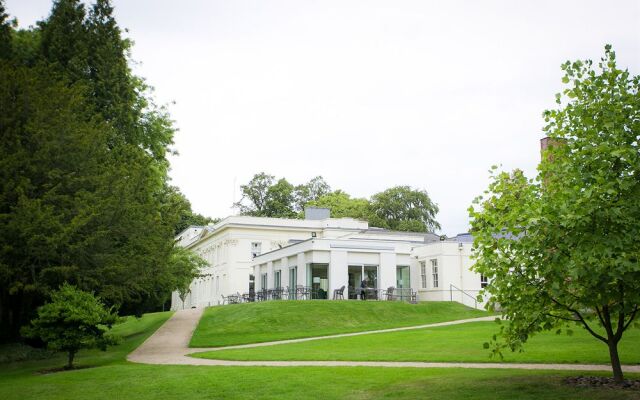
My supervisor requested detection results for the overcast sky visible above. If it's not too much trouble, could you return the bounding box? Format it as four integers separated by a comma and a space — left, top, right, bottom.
7, 0, 640, 235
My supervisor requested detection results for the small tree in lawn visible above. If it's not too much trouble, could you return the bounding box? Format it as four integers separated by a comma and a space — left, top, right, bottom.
469, 46, 639, 383
169, 246, 207, 309
22, 283, 120, 369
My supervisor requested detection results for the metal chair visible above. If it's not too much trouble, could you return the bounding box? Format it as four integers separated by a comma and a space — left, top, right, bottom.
332, 285, 345, 300
384, 286, 395, 301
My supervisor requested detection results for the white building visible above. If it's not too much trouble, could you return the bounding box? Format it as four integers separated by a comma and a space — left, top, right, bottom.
170, 208, 486, 310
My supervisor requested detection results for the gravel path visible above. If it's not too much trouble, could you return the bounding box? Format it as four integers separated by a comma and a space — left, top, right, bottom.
127, 308, 640, 372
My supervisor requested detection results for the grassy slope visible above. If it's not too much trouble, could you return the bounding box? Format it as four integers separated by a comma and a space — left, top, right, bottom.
194, 321, 640, 365
189, 300, 490, 347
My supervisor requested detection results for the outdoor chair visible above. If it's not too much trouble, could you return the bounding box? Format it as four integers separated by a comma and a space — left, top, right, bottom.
296, 285, 310, 300
332, 285, 345, 300
410, 290, 418, 304
383, 286, 395, 301
272, 287, 284, 300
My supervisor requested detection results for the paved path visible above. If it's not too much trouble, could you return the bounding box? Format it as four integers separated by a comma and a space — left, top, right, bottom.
127, 308, 640, 372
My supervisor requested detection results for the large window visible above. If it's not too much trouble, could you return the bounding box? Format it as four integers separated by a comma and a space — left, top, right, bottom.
308, 263, 329, 299
348, 265, 378, 299
420, 261, 427, 289
289, 266, 297, 288
430, 259, 439, 288
261, 273, 267, 290
251, 242, 262, 258
275, 270, 282, 288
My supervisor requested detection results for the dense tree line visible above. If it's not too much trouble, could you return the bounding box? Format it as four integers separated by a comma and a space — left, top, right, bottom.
0, 0, 204, 340
234, 173, 441, 232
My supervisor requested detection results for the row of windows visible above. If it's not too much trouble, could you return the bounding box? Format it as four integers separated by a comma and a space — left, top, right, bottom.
419, 259, 439, 289
420, 259, 488, 289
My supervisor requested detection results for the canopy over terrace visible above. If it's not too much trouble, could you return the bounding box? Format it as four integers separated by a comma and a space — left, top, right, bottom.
251, 237, 418, 300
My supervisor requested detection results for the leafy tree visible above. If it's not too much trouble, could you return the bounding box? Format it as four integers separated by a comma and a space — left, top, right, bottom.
166, 247, 207, 310
233, 172, 275, 216
0, 0, 13, 59
38, 0, 88, 81
21, 283, 120, 369
306, 190, 372, 221
294, 176, 331, 213
167, 185, 216, 235
0, 1, 203, 339
370, 186, 440, 232
469, 46, 639, 382
264, 178, 297, 218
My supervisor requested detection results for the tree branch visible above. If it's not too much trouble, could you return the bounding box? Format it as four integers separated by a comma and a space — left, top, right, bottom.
549, 297, 607, 343
622, 305, 639, 333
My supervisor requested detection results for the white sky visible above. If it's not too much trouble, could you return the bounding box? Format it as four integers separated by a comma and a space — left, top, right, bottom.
7, 0, 640, 235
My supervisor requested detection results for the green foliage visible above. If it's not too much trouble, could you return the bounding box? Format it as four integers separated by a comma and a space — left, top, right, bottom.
469, 46, 640, 381
370, 186, 440, 232
168, 185, 216, 235
0, 0, 205, 340
169, 247, 208, 306
234, 173, 331, 218
235, 174, 441, 232
293, 176, 331, 212
21, 283, 120, 369
307, 190, 371, 220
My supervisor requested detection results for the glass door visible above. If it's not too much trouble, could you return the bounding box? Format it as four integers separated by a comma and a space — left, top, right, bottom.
396, 265, 410, 301
308, 264, 329, 300
307, 263, 329, 299
348, 265, 362, 299
348, 265, 378, 299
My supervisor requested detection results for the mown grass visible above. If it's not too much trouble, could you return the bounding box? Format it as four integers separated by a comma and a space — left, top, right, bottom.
2, 363, 639, 400
0, 311, 173, 378
189, 300, 490, 347
193, 320, 640, 365
1, 308, 638, 399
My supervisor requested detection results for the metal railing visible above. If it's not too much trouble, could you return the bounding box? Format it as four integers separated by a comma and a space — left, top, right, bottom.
449, 284, 478, 309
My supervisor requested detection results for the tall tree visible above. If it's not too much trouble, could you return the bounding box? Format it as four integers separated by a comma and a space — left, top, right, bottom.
293, 176, 331, 213
86, 0, 136, 135
263, 178, 297, 218
0, 0, 13, 59
370, 186, 440, 232
38, 0, 88, 81
306, 190, 371, 221
233, 172, 275, 216
169, 185, 216, 235
0, 1, 202, 338
469, 46, 640, 382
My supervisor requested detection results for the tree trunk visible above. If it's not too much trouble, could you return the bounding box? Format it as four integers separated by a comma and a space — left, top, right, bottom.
607, 339, 624, 383
66, 350, 76, 370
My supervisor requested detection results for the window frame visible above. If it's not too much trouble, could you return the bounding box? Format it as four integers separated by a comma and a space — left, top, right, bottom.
430, 258, 439, 288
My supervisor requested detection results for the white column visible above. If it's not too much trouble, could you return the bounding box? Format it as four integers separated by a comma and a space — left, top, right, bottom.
281, 257, 289, 288
329, 250, 348, 298
296, 253, 306, 286
379, 252, 396, 292
267, 261, 274, 289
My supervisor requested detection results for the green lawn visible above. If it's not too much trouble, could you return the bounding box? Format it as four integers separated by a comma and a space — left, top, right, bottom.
193, 321, 640, 365
2, 363, 639, 400
189, 300, 490, 347
0, 311, 173, 378
1, 308, 639, 399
